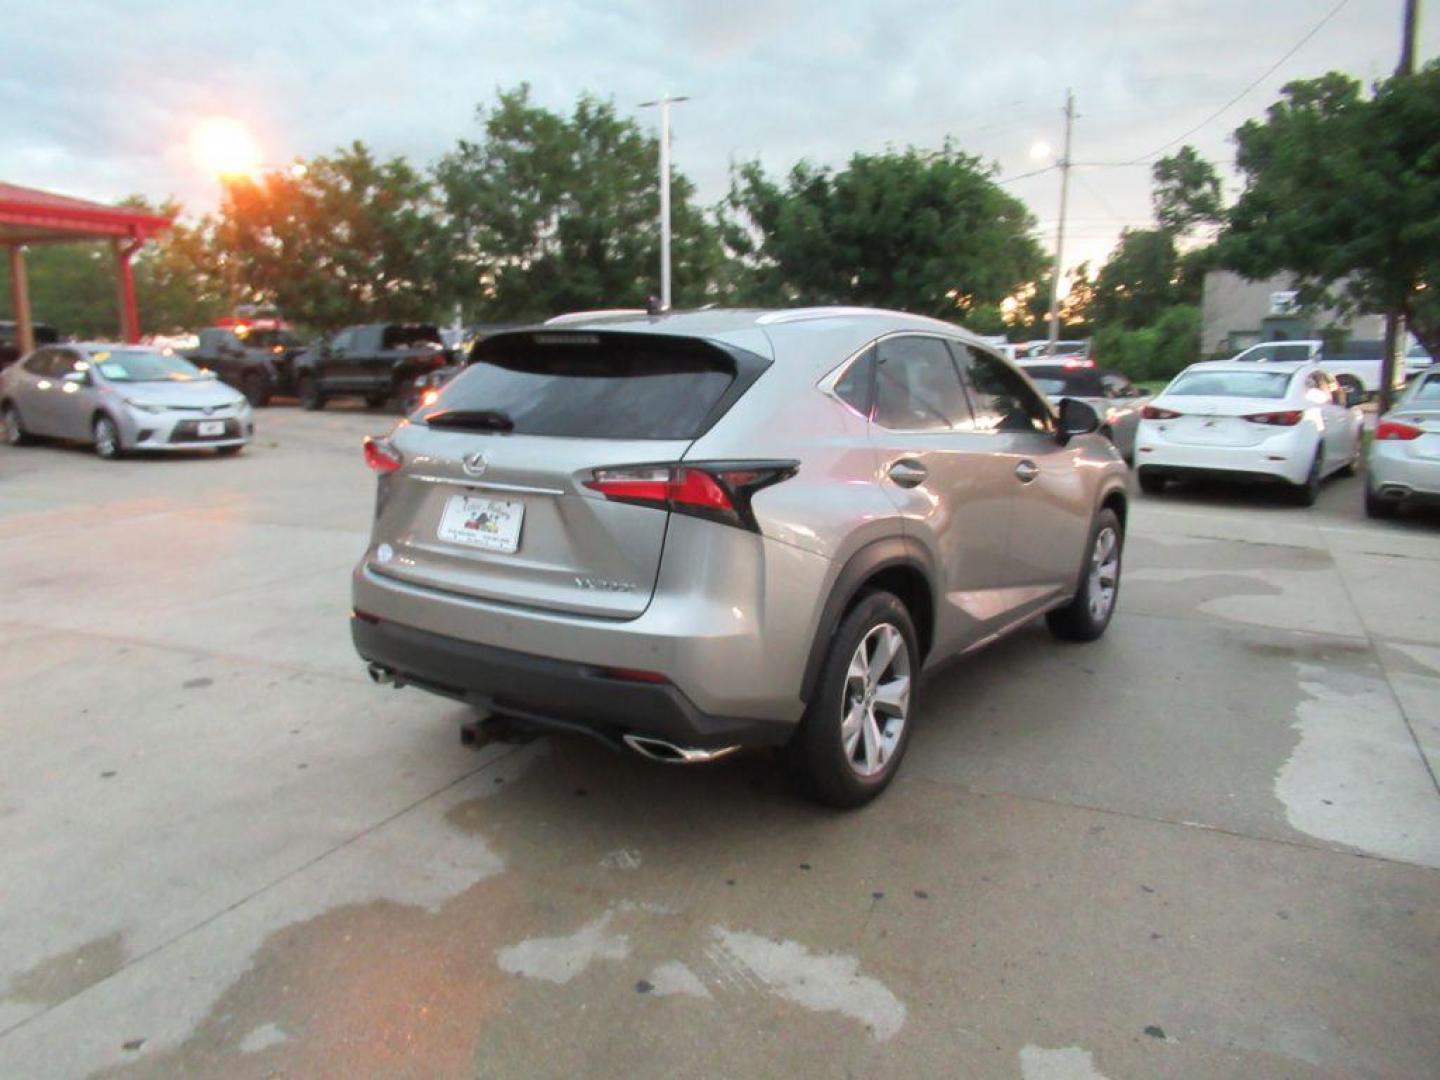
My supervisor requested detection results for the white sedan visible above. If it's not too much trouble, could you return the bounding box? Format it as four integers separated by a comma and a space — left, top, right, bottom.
1135, 361, 1364, 506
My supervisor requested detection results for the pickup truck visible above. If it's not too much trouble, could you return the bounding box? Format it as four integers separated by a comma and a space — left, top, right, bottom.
186, 324, 308, 406
1229, 340, 1434, 396
294, 323, 451, 411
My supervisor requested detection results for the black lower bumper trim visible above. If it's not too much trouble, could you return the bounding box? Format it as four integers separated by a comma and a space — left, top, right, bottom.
1139, 465, 1293, 486
351, 616, 793, 751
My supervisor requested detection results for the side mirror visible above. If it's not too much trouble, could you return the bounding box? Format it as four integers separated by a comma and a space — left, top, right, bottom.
1056, 397, 1101, 444
1344, 386, 1366, 408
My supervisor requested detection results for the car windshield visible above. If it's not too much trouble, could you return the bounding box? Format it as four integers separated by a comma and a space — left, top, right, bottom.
1406, 376, 1440, 402
91, 349, 209, 382
1166, 369, 1293, 398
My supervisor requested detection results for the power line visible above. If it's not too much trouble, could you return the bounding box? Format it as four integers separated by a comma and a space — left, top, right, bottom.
997, 164, 1055, 185
1125, 0, 1352, 163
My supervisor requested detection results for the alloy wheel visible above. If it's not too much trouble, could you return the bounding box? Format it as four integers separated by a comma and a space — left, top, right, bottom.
1088, 525, 1120, 622
94, 417, 118, 458
840, 623, 911, 778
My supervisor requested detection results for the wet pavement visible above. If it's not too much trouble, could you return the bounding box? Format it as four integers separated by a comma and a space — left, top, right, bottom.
1, 406, 1437, 1079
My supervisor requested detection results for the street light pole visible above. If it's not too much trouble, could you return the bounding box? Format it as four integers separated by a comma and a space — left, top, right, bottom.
640, 94, 689, 311
1047, 89, 1075, 351
1380, 0, 1419, 414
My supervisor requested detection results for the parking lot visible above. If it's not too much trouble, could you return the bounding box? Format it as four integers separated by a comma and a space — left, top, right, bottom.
1, 405, 1438, 1079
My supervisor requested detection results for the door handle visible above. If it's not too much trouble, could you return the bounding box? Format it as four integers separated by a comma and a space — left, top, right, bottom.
887, 460, 928, 488
1014, 459, 1040, 483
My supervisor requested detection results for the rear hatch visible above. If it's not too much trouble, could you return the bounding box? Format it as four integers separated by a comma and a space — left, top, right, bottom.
1155, 396, 1301, 447
373, 329, 767, 619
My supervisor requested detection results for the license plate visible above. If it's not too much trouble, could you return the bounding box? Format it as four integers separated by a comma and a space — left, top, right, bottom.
437, 494, 524, 553
197, 420, 225, 437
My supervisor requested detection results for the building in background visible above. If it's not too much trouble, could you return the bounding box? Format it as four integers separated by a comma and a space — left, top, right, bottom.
1201, 270, 1385, 359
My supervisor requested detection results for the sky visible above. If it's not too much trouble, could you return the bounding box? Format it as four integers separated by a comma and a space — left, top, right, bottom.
2, 0, 1434, 277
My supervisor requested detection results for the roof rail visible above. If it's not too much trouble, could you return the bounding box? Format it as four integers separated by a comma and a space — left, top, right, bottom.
544, 309, 649, 326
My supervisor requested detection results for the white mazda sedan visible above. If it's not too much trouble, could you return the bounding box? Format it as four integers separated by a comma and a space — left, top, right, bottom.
1135, 360, 1364, 505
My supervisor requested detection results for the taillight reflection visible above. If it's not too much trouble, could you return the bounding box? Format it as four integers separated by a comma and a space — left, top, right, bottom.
363, 435, 402, 473
1242, 410, 1304, 426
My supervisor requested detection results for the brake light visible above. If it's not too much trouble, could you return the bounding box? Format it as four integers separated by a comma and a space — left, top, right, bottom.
419, 387, 440, 408
584, 461, 798, 531
1142, 405, 1182, 420
1243, 410, 1304, 426
1376, 418, 1423, 441
599, 666, 670, 684
362, 435, 402, 473
1061, 357, 1095, 368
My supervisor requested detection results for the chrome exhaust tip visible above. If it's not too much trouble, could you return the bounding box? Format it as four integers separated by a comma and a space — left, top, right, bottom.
622, 734, 741, 764
366, 662, 402, 687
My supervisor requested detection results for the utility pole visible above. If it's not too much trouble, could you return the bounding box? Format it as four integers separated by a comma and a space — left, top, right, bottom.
1380, 0, 1419, 413
1046, 89, 1075, 351
639, 94, 689, 312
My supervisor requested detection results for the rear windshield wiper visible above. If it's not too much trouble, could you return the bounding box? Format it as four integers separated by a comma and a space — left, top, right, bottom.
423, 408, 515, 432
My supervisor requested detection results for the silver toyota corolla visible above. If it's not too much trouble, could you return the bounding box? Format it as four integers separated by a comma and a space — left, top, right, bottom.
0, 343, 253, 458
351, 308, 1129, 806
1366, 368, 1440, 518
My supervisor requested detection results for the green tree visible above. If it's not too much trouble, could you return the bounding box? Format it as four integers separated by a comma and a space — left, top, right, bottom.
1089, 228, 1190, 330
1221, 65, 1440, 358
216, 142, 450, 330
118, 197, 227, 334
435, 85, 724, 320
0, 242, 117, 337
1152, 146, 1224, 238
722, 144, 1046, 321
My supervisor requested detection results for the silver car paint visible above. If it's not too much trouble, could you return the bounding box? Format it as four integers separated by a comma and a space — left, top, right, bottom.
1, 343, 251, 451
353, 308, 1128, 726
1368, 371, 1440, 501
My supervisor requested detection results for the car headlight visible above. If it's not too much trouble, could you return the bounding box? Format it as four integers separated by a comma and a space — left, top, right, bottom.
124, 398, 165, 414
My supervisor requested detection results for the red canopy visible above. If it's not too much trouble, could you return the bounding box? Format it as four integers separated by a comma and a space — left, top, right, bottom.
1, 182, 172, 351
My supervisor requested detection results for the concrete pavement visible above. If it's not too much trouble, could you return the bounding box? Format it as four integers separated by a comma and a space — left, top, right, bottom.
1, 406, 1437, 1078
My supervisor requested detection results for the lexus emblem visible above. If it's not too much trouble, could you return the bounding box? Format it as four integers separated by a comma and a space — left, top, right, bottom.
462, 451, 488, 477
203, 406, 215, 416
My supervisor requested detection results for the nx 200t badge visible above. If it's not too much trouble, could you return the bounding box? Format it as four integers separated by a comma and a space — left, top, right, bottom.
574, 576, 636, 592
462, 452, 487, 477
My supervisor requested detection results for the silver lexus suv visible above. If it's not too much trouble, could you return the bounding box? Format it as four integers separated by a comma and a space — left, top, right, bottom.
352, 308, 1129, 806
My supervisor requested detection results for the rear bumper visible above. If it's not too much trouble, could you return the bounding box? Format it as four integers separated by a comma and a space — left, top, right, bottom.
1134, 426, 1312, 485
1368, 444, 1440, 503
351, 614, 793, 751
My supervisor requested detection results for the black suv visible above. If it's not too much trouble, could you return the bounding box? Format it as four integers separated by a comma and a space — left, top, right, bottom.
0, 322, 59, 371
187, 325, 308, 406
295, 323, 451, 410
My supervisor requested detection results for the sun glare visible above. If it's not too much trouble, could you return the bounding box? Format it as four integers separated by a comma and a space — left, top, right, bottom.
191, 117, 261, 179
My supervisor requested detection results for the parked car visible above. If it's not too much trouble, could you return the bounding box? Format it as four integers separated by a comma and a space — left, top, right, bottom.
1021, 365, 1150, 463
1, 343, 252, 459
350, 308, 1129, 807
1228, 339, 1434, 397
295, 323, 451, 410
0, 321, 59, 371
396, 322, 537, 415
1135, 360, 1363, 505
187, 323, 308, 406
1022, 340, 1091, 365
1365, 368, 1440, 518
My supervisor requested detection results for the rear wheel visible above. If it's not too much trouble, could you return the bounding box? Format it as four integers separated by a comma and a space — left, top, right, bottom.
241, 371, 270, 408
1047, 508, 1123, 642
1137, 468, 1166, 495
298, 375, 325, 411
1293, 450, 1322, 506
93, 414, 123, 460
785, 591, 918, 809
2, 403, 30, 446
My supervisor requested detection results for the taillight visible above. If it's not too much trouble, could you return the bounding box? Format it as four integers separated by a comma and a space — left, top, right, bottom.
584, 461, 798, 531
419, 387, 440, 408
1061, 357, 1095, 368
1243, 410, 1304, 426
362, 435, 402, 473
1142, 405, 1182, 420
1376, 418, 1423, 441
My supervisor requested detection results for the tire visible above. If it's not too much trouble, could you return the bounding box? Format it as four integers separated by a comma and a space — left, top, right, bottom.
2, 402, 31, 446
216, 444, 244, 457
93, 414, 124, 460
1365, 483, 1399, 519
784, 590, 919, 809
1293, 450, 1322, 507
298, 375, 325, 411
1137, 468, 1166, 495
1047, 508, 1123, 642
240, 371, 271, 408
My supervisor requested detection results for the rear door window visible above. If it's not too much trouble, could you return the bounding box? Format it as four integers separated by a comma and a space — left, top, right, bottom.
429, 331, 761, 440
873, 335, 972, 431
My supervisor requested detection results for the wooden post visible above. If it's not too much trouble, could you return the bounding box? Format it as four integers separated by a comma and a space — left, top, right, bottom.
8, 245, 34, 355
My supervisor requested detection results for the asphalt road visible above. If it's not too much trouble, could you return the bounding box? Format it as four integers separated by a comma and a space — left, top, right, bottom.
1, 405, 1437, 1079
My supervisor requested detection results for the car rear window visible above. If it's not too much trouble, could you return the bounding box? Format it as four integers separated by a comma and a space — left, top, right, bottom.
1409, 376, 1440, 402
384, 325, 443, 350
1022, 366, 1103, 397
1166, 370, 1293, 398
428, 331, 754, 439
